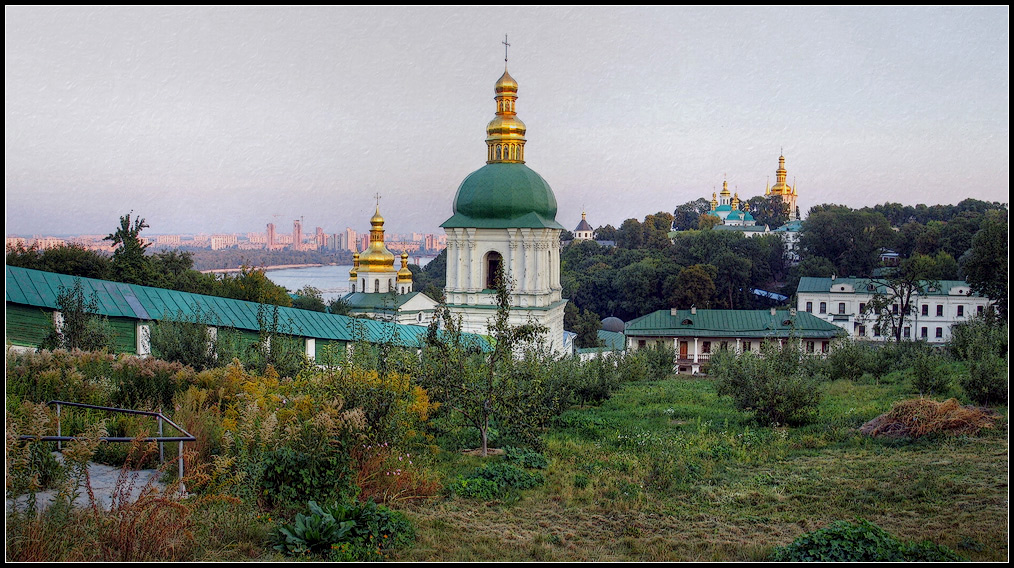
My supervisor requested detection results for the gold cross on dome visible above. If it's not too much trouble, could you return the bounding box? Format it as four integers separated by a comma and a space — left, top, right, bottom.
374, 192, 381, 208
503, 34, 510, 62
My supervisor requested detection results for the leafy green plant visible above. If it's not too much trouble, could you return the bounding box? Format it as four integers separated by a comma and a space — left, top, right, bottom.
270, 501, 354, 556
449, 461, 545, 501
910, 350, 951, 395
711, 342, 822, 426
39, 279, 117, 352
771, 519, 964, 562
261, 446, 356, 509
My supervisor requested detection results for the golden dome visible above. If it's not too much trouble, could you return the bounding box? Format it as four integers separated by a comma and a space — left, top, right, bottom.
358, 207, 396, 272
349, 252, 359, 279
397, 252, 413, 282
720, 180, 731, 197
495, 68, 518, 93
485, 65, 527, 164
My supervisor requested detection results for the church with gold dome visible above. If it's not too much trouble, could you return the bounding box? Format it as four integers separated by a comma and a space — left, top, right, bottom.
440, 58, 569, 353
341, 205, 439, 324
697, 153, 802, 238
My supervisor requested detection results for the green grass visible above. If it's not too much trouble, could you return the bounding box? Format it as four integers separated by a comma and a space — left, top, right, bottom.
390, 377, 1008, 562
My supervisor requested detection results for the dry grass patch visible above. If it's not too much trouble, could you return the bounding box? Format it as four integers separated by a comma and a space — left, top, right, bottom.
860, 398, 999, 438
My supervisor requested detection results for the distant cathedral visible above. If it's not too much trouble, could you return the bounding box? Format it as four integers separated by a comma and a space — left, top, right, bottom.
440, 53, 568, 352
697, 153, 801, 237
342, 205, 438, 325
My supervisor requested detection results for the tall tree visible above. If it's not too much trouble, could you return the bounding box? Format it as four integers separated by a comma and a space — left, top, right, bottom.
671, 198, 713, 231
105, 211, 153, 285
799, 206, 895, 277
960, 209, 1008, 318
864, 254, 940, 342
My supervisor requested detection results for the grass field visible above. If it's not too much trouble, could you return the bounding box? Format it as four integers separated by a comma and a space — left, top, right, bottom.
388, 376, 1008, 562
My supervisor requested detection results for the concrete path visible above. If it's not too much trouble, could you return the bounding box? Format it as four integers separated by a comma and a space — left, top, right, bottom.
6, 453, 184, 514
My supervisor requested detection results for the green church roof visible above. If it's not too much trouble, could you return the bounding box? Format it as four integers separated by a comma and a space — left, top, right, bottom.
441, 162, 564, 229
625, 309, 844, 339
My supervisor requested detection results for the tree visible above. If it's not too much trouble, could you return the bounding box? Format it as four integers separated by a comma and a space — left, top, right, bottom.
105, 211, 154, 285
419, 266, 546, 457
960, 209, 1008, 318
560, 230, 575, 242
642, 211, 675, 250
564, 302, 603, 348
593, 224, 617, 241
615, 218, 644, 249
746, 195, 791, 228
40, 279, 116, 352
713, 252, 752, 309
671, 198, 713, 231
799, 206, 895, 277
291, 285, 327, 312
6, 242, 111, 280
697, 214, 721, 231
863, 254, 939, 342
218, 265, 293, 307
667, 264, 717, 309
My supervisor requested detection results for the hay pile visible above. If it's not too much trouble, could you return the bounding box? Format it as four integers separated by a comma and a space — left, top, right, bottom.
859, 398, 998, 438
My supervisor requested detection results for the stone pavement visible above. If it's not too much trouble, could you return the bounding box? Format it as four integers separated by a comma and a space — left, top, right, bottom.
5, 452, 184, 513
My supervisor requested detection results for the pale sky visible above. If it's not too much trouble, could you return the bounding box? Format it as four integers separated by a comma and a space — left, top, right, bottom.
5, 6, 1009, 237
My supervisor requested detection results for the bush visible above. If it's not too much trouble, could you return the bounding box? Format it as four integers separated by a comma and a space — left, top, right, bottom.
448, 461, 545, 501
261, 445, 356, 510
270, 500, 414, 558
771, 519, 964, 562
910, 350, 952, 395
504, 446, 549, 469
712, 343, 822, 426
148, 306, 219, 371
961, 354, 1008, 406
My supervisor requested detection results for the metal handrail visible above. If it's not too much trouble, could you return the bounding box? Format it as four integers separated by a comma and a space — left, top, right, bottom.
18, 400, 196, 480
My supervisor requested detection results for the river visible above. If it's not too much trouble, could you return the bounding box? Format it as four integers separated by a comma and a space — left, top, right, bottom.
264, 257, 433, 302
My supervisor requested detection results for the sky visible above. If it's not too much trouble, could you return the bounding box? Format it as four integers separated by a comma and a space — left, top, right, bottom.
5, 6, 1009, 237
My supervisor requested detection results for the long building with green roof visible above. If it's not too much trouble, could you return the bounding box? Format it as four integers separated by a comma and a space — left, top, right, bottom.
625, 307, 844, 374
5, 265, 465, 358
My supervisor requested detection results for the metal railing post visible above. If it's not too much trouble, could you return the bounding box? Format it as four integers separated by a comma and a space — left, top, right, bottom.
178, 441, 184, 481
56, 402, 62, 451
158, 411, 164, 464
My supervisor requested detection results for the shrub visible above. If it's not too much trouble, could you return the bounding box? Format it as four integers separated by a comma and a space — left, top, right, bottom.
39, 279, 117, 353
449, 461, 545, 501
910, 350, 951, 395
148, 306, 219, 371
270, 500, 414, 558
270, 501, 355, 556
712, 343, 822, 426
961, 354, 1008, 406
261, 446, 356, 510
771, 519, 964, 562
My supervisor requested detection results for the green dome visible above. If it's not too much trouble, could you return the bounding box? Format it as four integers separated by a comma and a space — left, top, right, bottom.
441, 162, 563, 229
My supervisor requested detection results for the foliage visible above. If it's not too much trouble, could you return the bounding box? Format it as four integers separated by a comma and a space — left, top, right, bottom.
418, 266, 546, 456
949, 312, 1007, 362
711, 342, 822, 426
327, 296, 352, 315
671, 198, 713, 231
105, 211, 154, 285
959, 209, 1008, 318
771, 519, 965, 562
5, 242, 111, 280
449, 461, 545, 501
504, 446, 549, 469
799, 205, 895, 278
39, 279, 117, 353
291, 285, 327, 312
909, 350, 951, 395
148, 305, 220, 372
261, 446, 356, 510
863, 254, 940, 342
217, 265, 293, 307
270, 500, 413, 558
961, 353, 1008, 406
564, 302, 603, 349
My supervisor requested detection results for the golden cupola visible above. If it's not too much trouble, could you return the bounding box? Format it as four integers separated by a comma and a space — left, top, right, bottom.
710, 191, 718, 210
485, 65, 527, 163
349, 251, 360, 282
769, 154, 791, 196
732, 192, 740, 210
397, 252, 413, 283
357, 207, 396, 272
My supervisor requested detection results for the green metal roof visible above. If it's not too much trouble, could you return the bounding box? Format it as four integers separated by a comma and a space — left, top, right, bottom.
576, 329, 626, 353
796, 277, 979, 297
442, 162, 564, 230
625, 308, 844, 339
5, 266, 439, 348
342, 291, 426, 311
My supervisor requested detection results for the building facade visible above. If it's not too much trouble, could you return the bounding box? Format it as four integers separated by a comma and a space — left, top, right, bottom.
625, 307, 845, 374
795, 277, 991, 343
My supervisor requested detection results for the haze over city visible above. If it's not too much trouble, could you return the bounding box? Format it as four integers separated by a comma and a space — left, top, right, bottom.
5, 6, 1009, 238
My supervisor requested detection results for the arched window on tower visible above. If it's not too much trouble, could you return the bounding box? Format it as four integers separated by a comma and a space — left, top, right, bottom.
375, 280, 380, 293
485, 251, 503, 290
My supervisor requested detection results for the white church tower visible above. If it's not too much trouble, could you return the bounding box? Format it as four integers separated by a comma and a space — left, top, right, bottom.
441, 54, 567, 352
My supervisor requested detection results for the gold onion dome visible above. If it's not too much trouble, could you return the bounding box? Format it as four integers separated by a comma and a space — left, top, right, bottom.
349, 252, 360, 279
485, 66, 527, 164
358, 207, 396, 272
397, 252, 413, 282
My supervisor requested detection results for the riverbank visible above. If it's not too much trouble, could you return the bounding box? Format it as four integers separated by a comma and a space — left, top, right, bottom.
200, 263, 327, 274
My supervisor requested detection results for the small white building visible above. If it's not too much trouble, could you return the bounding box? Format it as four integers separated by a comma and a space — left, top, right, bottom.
795, 277, 991, 343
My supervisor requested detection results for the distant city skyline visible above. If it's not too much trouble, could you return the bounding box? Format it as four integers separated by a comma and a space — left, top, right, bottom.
5, 6, 1009, 237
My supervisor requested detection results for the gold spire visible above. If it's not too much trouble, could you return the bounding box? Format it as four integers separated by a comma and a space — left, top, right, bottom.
711, 191, 718, 210
349, 251, 359, 281
770, 154, 790, 196
358, 206, 396, 272
397, 252, 413, 282
732, 192, 740, 210
486, 42, 526, 164
720, 180, 731, 197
